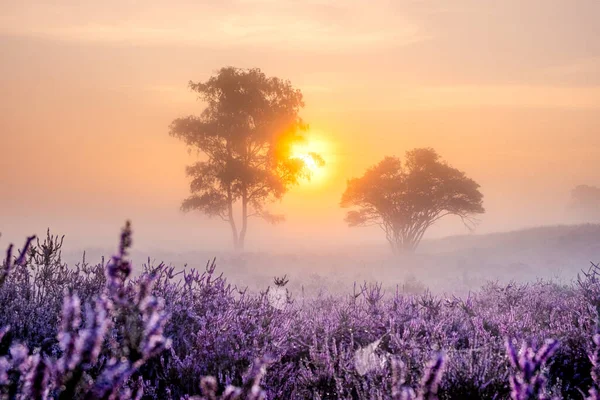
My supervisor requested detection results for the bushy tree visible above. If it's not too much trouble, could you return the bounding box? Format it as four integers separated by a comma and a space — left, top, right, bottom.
170, 67, 322, 250
570, 185, 600, 222
341, 148, 484, 253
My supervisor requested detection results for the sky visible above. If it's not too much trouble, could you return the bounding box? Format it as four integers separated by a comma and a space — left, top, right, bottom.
1, 0, 600, 253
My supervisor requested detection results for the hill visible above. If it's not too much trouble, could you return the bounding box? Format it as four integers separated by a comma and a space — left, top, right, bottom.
63, 224, 600, 295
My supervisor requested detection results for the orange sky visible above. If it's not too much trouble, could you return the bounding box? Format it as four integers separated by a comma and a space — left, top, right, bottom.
1, 0, 600, 252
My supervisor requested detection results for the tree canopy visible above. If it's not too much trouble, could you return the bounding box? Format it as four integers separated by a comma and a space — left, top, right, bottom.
169, 67, 322, 250
340, 148, 484, 253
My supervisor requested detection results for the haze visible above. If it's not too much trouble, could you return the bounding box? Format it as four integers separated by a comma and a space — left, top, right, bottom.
1, 0, 600, 258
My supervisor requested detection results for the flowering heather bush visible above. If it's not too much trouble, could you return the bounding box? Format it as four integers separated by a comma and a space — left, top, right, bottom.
505, 338, 559, 400
0, 223, 170, 399
1, 224, 600, 398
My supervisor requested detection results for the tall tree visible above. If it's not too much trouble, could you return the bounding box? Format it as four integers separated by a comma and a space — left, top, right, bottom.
569, 184, 600, 221
170, 67, 322, 250
341, 148, 484, 253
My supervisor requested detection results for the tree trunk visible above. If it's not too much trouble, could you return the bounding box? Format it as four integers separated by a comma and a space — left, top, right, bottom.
229, 219, 240, 250
227, 188, 240, 250
238, 189, 248, 250
402, 239, 416, 253
390, 234, 417, 255
388, 239, 398, 255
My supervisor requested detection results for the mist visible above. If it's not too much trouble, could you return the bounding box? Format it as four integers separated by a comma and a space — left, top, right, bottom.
2, 1, 600, 294
4, 2, 600, 398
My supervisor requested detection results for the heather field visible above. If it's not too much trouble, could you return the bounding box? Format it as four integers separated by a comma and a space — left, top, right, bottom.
1, 223, 600, 399
4, 1, 600, 398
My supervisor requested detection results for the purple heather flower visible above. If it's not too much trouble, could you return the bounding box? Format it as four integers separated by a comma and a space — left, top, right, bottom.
506, 338, 559, 400
74, 295, 112, 366
57, 293, 82, 373
22, 353, 50, 400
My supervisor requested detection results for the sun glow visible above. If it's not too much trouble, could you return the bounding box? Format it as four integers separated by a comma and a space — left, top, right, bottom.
290, 132, 332, 186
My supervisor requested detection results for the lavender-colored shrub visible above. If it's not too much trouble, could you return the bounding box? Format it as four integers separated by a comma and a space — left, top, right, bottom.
0, 223, 170, 399
1, 224, 599, 399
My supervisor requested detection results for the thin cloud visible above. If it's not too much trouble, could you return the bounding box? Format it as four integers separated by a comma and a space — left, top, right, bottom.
542, 57, 600, 79
0, 1, 427, 51
412, 85, 600, 109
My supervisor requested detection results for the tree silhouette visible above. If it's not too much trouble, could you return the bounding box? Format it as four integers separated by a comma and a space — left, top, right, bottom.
170, 67, 322, 250
569, 184, 600, 222
341, 148, 484, 253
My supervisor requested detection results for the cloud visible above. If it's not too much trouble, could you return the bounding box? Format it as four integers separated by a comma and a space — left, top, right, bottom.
542, 57, 600, 80
411, 85, 600, 109
0, 0, 427, 51
302, 84, 600, 113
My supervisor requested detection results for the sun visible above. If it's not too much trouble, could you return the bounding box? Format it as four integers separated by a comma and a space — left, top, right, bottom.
289, 132, 332, 185
295, 152, 320, 172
